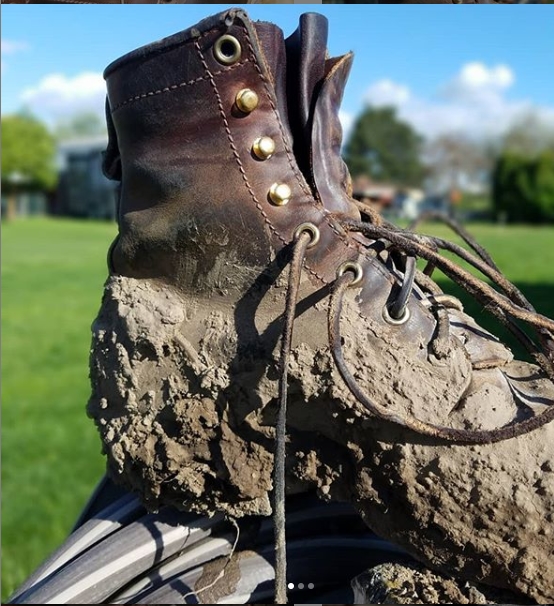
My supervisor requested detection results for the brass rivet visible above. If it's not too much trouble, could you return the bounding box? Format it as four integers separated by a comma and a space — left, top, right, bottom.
213, 35, 242, 66
252, 136, 275, 160
235, 88, 259, 114
269, 183, 291, 206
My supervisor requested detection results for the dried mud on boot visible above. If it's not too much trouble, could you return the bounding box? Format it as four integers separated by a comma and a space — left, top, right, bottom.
88, 276, 554, 603
352, 562, 535, 605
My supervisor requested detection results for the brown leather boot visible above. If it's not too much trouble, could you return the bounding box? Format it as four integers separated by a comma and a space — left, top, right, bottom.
88, 8, 554, 603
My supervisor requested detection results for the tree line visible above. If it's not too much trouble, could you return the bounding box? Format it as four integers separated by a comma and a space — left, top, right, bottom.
2, 112, 106, 195
343, 106, 554, 223
2, 107, 554, 223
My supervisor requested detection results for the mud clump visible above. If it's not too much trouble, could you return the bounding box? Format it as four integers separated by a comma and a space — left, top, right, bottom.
351, 562, 534, 604
87, 277, 276, 517
88, 276, 554, 603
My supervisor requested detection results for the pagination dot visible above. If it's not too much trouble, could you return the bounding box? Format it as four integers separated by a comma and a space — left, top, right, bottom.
286, 581, 315, 590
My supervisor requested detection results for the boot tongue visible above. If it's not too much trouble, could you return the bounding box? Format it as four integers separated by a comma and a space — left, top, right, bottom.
285, 13, 360, 218
252, 21, 291, 137
311, 52, 361, 218
284, 13, 329, 181
257, 14, 359, 220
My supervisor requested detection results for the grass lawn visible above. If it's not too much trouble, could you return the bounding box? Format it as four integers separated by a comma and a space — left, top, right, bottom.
414, 221, 554, 363
1, 217, 554, 601
1, 218, 117, 602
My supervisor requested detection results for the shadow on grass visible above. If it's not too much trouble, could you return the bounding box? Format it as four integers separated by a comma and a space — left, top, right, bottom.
435, 280, 554, 364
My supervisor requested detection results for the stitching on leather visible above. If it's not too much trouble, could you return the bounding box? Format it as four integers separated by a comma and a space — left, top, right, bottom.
241, 23, 407, 312
236, 28, 329, 284
111, 59, 251, 113
194, 40, 325, 285
241, 27, 313, 201
193, 42, 287, 246
240, 26, 372, 277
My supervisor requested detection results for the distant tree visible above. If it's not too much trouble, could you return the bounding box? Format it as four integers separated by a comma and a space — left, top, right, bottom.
344, 106, 425, 186
533, 150, 554, 220
501, 112, 554, 157
54, 112, 106, 141
1, 113, 57, 193
492, 150, 554, 223
424, 133, 493, 193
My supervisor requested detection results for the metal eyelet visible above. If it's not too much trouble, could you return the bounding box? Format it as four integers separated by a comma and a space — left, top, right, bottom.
213, 35, 242, 66
337, 261, 363, 287
294, 223, 320, 249
382, 304, 411, 325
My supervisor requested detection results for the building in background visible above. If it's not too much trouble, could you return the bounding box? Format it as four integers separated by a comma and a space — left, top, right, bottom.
52, 136, 117, 220
352, 175, 397, 213
352, 175, 439, 220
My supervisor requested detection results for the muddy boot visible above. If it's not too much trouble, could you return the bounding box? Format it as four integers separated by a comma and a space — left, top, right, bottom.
87, 8, 554, 603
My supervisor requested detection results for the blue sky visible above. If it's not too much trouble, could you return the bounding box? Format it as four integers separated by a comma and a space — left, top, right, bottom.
2, 4, 554, 140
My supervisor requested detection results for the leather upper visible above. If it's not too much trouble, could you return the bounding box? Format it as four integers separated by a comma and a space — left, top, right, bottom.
103, 8, 518, 384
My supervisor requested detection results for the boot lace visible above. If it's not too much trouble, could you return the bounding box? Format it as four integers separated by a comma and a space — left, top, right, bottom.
273, 209, 554, 603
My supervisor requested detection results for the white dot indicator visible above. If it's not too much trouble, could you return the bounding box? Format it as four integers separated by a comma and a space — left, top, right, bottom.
287, 582, 295, 589
298, 582, 305, 589
308, 582, 314, 589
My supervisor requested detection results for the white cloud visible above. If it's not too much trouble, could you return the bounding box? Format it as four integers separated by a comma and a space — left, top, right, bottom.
1, 39, 29, 72
20, 72, 106, 123
365, 79, 411, 107
361, 62, 554, 141
443, 62, 514, 99
440, 63, 516, 113
2, 40, 30, 55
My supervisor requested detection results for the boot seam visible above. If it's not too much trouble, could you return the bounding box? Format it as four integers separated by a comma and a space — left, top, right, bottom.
240, 25, 376, 279
194, 37, 328, 288
241, 25, 314, 202
110, 59, 251, 113
240, 23, 391, 294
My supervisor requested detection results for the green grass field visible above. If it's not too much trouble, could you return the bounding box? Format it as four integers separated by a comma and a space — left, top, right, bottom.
2, 217, 554, 601
1, 218, 116, 601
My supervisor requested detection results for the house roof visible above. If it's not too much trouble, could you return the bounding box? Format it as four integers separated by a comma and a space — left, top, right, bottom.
352, 175, 397, 198
58, 136, 108, 154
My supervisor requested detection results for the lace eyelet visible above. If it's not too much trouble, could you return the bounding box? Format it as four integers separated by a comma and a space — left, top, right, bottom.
213, 35, 242, 66
294, 223, 320, 248
337, 261, 363, 287
383, 304, 411, 325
